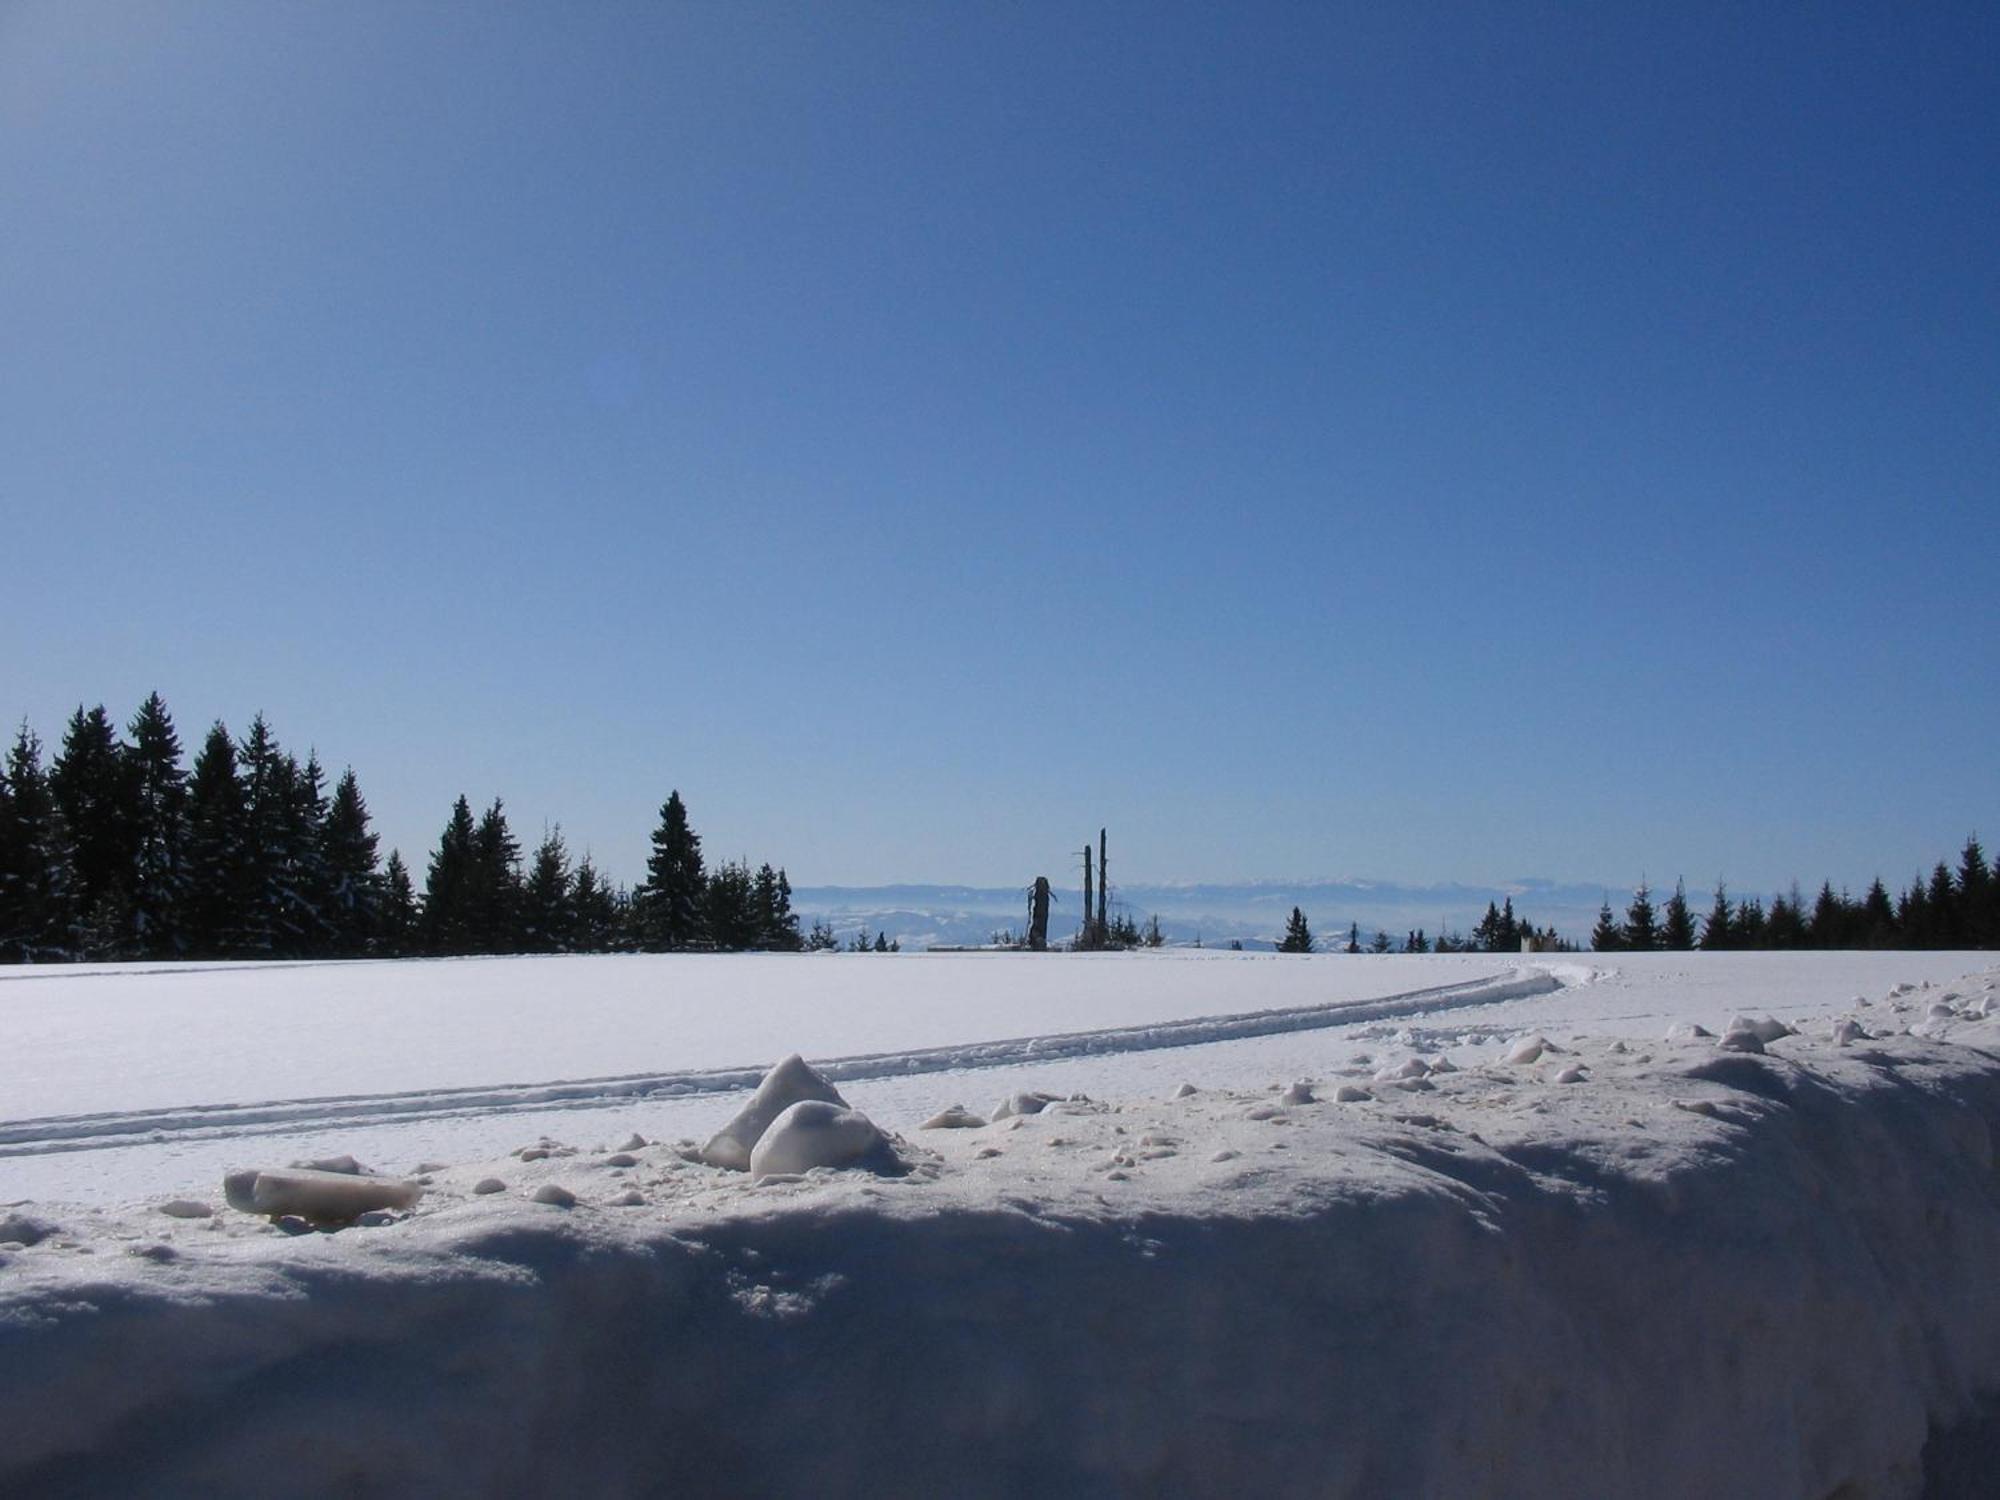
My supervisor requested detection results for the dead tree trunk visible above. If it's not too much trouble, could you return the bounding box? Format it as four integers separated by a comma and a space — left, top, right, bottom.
1097, 828, 1108, 938
1028, 876, 1051, 952
1082, 846, 1094, 949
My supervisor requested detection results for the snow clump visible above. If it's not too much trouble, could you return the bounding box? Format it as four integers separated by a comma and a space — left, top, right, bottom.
749, 1100, 896, 1182
701, 1054, 848, 1171
222, 1167, 423, 1225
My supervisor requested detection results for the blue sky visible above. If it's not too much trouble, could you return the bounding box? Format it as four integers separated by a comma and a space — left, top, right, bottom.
3, 2, 1995, 895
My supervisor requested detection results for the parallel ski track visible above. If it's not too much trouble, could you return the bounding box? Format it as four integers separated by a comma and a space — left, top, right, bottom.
0, 967, 1569, 1158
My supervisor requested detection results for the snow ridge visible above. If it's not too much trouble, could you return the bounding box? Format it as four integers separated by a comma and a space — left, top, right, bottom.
0, 966, 1571, 1158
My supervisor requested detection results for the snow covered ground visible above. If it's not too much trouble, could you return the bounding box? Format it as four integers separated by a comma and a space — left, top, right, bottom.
5, 951, 2000, 1496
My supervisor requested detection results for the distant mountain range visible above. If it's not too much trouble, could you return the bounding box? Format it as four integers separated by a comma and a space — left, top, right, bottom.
788, 878, 1615, 952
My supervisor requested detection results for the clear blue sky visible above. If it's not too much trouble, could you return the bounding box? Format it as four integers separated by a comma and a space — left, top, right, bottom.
3, 2, 1995, 896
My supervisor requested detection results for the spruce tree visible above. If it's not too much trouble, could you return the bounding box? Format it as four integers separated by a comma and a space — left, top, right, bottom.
1661, 880, 1696, 951
706, 859, 755, 950
773, 868, 802, 951
522, 826, 574, 954
1807, 882, 1849, 949
379, 849, 418, 956
1278, 906, 1313, 953
640, 791, 706, 951
1735, 895, 1768, 948
321, 768, 382, 956
1926, 862, 1958, 948
570, 854, 619, 952
183, 723, 246, 957
124, 693, 189, 957
50, 704, 138, 956
1860, 878, 1897, 948
1622, 882, 1659, 951
751, 862, 782, 950
233, 715, 290, 955
1590, 901, 1624, 953
421, 795, 479, 954
469, 799, 523, 952
1699, 884, 1733, 951
1957, 837, 1990, 947
0, 726, 79, 961
1766, 886, 1807, 948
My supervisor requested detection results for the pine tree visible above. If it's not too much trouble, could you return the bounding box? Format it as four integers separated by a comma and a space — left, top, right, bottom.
1807, 882, 1850, 949
0, 726, 80, 961
522, 826, 574, 953
1699, 884, 1733, 951
1766, 886, 1807, 949
705, 859, 756, 950
1897, 874, 1931, 949
639, 791, 706, 951
570, 854, 619, 952
379, 849, 418, 955
468, 799, 523, 952
1590, 901, 1624, 953
124, 693, 189, 957
183, 723, 246, 957
1622, 882, 1659, 951
1957, 836, 1990, 947
50, 704, 138, 956
751, 862, 783, 950
1661, 880, 1696, 951
421, 795, 479, 954
1860, 878, 1897, 948
233, 715, 290, 955
321, 769, 381, 956
773, 868, 802, 951
1278, 906, 1313, 953
1927, 862, 1958, 948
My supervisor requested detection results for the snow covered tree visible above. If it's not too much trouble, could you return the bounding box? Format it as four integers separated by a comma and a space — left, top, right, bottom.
124, 693, 189, 957
1622, 882, 1658, 951
1278, 906, 1313, 953
1590, 902, 1624, 952
1661, 880, 1696, 951
639, 791, 706, 951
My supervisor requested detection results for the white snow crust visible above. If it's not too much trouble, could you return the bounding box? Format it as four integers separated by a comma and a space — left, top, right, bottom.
4, 951, 2000, 1496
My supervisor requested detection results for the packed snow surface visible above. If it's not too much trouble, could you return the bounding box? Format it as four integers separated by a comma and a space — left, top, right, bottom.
5, 950, 2000, 1496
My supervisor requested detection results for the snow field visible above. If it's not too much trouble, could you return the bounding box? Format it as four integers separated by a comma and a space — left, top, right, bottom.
4, 953, 2000, 1496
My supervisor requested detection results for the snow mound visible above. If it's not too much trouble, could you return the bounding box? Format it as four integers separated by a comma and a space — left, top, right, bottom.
701, 1054, 848, 1171
221, 1167, 423, 1224
919, 1105, 987, 1130
748, 1100, 897, 1181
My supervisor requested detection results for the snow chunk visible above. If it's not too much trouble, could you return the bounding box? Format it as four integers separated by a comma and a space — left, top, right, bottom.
530, 1184, 577, 1208
291, 1154, 367, 1175
1334, 1085, 1372, 1103
991, 1091, 1059, 1121
1725, 1016, 1795, 1045
0, 1212, 59, 1247
1172, 1083, 1199, 1099
1716, 1029, 1766, 1055
1280, 1082, 1317, 1106
1503, 1035, 1550, 1066
1666, 1023, 1714, 1042
223, 1167, 423, 1224
1550, 1064, 1588, 1085
701, 1054, 848, 1172
472, 1178, 506, 1195
1832, 1019, 1868, 1047
157, 1200, 213, 1219
748, 1100, 896, 1182
919, 1105, 987, 1130
1374, 1058, 1430, 1082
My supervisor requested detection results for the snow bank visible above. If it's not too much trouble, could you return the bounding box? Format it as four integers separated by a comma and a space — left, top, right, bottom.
6, 969, 2000, 1497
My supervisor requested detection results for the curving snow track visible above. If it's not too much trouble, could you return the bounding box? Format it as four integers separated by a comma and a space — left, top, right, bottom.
0, 966, 1567, 1158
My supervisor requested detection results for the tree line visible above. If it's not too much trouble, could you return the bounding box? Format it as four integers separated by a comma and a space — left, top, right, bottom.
0, 695, 804, 962
1588, 842, 1997, 951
